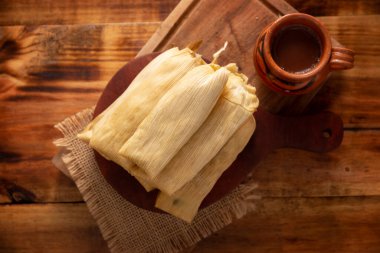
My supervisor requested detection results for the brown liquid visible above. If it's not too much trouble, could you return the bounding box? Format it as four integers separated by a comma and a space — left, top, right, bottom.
271, 25, 322, 73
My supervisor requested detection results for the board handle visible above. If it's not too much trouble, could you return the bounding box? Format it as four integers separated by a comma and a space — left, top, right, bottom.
279, 111, 343, 152
252, 109, 344, 154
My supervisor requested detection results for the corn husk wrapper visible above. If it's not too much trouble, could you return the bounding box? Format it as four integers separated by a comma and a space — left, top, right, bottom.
145, 64, 259, 194
77, 43, 260, 222
77, 47, 204, 189
119, 65, 229, 178
155, 116, 256, 222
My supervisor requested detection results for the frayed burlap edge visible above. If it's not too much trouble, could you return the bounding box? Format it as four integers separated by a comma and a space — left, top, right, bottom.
53, 108, 260, 253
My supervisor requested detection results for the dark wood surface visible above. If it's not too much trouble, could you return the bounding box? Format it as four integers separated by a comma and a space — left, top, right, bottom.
0, 0, 379, 252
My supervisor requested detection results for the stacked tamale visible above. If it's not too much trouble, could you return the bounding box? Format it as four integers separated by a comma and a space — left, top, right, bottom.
78, 44, 259, 222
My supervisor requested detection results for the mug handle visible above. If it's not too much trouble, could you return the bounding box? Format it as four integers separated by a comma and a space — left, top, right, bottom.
330, 47, 355, 70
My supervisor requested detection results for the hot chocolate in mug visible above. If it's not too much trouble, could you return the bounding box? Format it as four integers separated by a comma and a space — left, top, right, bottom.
254, 13, 354, 99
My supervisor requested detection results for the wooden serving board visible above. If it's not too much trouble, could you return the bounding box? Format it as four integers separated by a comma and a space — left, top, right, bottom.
92, 0, 345, 211
94, 53, 343, 211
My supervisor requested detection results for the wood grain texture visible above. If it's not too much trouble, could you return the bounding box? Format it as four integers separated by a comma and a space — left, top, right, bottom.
0, 0, 180, 26
0, 0, 378, 27
1, 0, 379, 252
0, 24, 160, 84
0, 203, 108, 253
1, 198, 379, 252
139, 0, 199, 56
196, 196, 380, 252
252, 130, 380, 197
287, 0, 380, 16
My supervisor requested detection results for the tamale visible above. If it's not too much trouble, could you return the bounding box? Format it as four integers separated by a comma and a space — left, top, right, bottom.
140, 63, 259, 195
77, 47, 204, 186
155, 116, 256, 223
119, 65, 229, 178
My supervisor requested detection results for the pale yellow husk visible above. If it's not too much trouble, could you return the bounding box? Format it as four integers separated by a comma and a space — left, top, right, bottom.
77, 47, 204, 189
155, 116, 256, 223
144, 65, 259, 195
119, 65, 229, 178
77, 44, 260, 221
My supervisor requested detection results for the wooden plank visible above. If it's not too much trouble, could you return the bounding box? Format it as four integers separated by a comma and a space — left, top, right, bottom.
0, 24, 160, 84
138, 0, 200, 56
252, 130, 380, 197
0, 203, 108, 253
0, 0, 179, 26
1, 0, 377, 27
1, 198, 379, 252
287, 0, 380, 16
196, 196, 380, 252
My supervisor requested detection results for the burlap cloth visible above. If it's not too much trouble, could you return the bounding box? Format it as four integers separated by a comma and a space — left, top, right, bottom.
53, 107, 259, 253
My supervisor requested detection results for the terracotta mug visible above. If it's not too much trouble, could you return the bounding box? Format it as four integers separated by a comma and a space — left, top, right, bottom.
253, 13, 354, 113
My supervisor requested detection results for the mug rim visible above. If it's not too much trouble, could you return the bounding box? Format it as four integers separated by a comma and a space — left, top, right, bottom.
263, 13, 332, 83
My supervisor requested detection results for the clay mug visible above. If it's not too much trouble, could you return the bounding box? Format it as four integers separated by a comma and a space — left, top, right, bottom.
253, 13, 354, 113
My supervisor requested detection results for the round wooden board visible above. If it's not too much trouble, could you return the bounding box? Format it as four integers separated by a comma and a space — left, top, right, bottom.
93, 53, 344, 212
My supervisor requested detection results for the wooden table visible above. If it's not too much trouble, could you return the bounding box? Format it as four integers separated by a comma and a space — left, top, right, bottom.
1, 1, 379, 252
